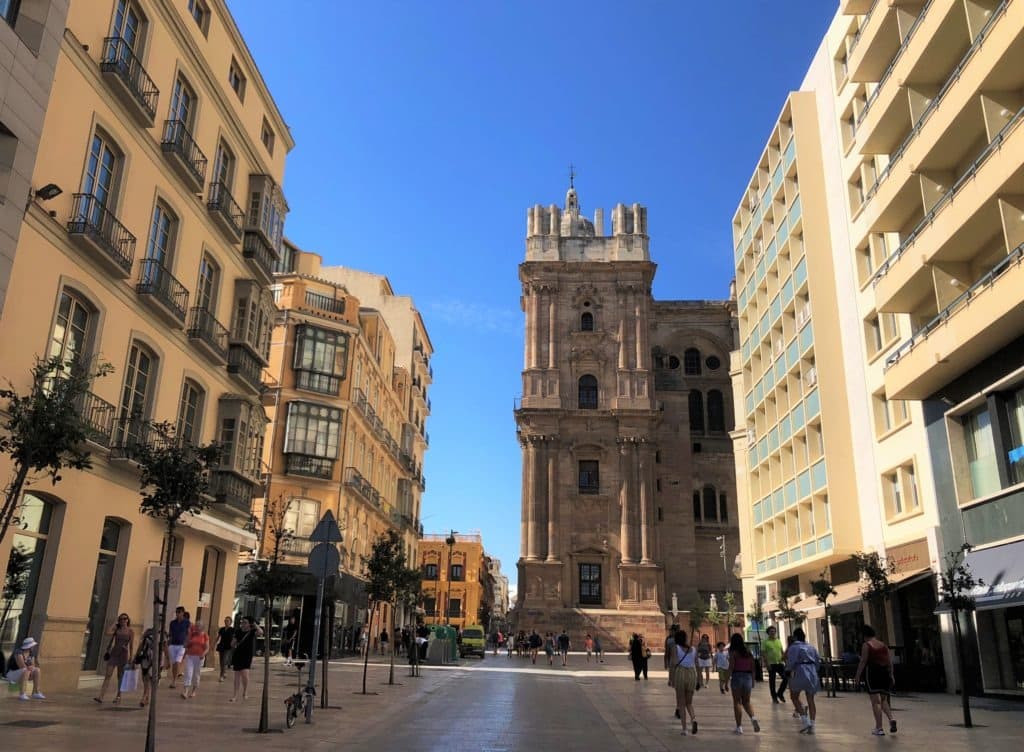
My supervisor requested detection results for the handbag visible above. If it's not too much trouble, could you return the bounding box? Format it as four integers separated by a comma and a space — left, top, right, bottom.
119, 667, 139, 693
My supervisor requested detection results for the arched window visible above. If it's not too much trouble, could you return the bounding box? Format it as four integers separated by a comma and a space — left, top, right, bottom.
83, 517, 126, 670
684, 348, 702, 375
578, 375, 598, 409
48, 289, 95, 368
707, 389, 725, 432
580, 312, 594, 331
703, 486, 718, 521
689, 390, 704, 432
1, 494, 56, 652
176, 379, 205, 444
117, 341, 157, 447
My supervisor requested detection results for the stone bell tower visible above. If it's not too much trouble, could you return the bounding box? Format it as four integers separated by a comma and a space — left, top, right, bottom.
514, 180, 670, 647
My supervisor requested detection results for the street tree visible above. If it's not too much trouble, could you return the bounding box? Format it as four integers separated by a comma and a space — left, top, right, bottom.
395, 565, 422, 676
240, 494, 297, 733
0, 356, 112, 544
853, 551, 896, 638
134, 421, 220, 752
746, 599, 765, 649
362, 530, 407, 690
809, 571, 838, 657
777, 590, 806, 630
723, 591, 745, 631
687, 598, 708, 644
938, 543, 984, 728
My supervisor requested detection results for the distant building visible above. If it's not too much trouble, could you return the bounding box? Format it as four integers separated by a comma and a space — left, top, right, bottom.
419, 532, 493, 631
488, 557, 510, 618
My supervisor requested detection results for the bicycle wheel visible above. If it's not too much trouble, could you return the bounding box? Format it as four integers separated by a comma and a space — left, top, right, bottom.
304, 693, 313, 723
285, 698, 298, 728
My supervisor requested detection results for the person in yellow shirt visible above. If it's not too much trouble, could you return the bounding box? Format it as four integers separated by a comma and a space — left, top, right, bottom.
761, 626, 788, 703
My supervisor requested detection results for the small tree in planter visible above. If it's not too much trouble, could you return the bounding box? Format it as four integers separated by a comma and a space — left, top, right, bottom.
852, 551, 896, 638
687, 598, 708, 645
938, 543, 984, 729
0, 356, 112, 543
809, 571, 838, 657
706, 598, 723, 642
777, 590, 807, 632
240, 494, 297, 733
134, 421, 220, 752
362, 530, 406, 691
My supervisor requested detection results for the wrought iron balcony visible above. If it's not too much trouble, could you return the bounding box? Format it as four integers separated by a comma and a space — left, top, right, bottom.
187, 306, 229, 364
76, 390, 116, 447
206, 181, 244, 242
352, 388, 368, 415
227, 344, 264, 392
294, 368, 341, 395
304, 290, 345, 315
110, 416, 154, 462
161, 119, 207, 191
344, 466, 381, 507
66, 193, 136, 278
136, 258, 188, 326
242, 230, 276, 284
284, 453, 334, 480
211, 470, 256, 516
99, 36, 158, 126
282, 537, 318, 557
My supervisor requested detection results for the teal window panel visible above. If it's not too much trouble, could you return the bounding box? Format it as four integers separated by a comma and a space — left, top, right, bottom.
777, 550, 789, 566
778, 215, 789, 244
754, 380, 763, 404
768, 427, 779, 452
792, 401, 805, 428
758, 437, 768, 460
784, 479, 797, 507
767, 556, 777, 570
817, 534, 833, 552
749, 450, 757, 470
794, 257, 807, 287
746, 277, 756, 303
741, 339, 750, 361
790, 546, 802, 562
799, 322, 814, 353
803, 541, 817, 558
811, 458, 827, 489
745, 392, 754, 414
764, 369, 775, 392
797, 469, 811, 499
759, 310, 770, 334
753, 502, 762, 525
787, 340, 799, 369
780, 414, 792, 441
773, 490, 785, 515
775, 358, 787, 382
788, 195, 801, 225
738, 288, 747, 309
784, 137, 796, 168
757, 561, 767, 575
756, 256, 767, 283
805, 388, 820, 418
766, 238, 778, 265
772, 165, 783, 192
782, 277, 794, 305
770, 295, 781, 322
754, 204, 762, 225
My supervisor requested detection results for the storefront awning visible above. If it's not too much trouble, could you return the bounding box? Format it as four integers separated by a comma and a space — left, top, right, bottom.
789, 569, 932, 618
962, 542, 1024, 611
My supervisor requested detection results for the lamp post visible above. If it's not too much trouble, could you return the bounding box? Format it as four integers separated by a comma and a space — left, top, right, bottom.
444, 530, 457, 626
715, 535, 727, 574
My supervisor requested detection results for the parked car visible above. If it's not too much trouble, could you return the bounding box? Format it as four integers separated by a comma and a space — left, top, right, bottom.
459, 625, 486, 658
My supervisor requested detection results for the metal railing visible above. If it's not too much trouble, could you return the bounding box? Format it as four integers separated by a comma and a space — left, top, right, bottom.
67, 193, 136, 274
77, 390, 116, 447
227, 344, 264, 390
242, 230, 275, 280
282, 537, 317, 556
294, 368, 341, 395
137, 258, 188, 322
211, 471, 255, 515
352, 388, 368, 414
99, 36, 159, 120
848, 0, 884, 54
110, 416, 154, 461
161, 119, 208, 185
207, 181, 244, 236
885, 240, 1024, 370
284, 453, 334, 479
187, 306, 229, 360
344, 466, 382, 506
304, 290, 345, 314
872, 102, 1024, 284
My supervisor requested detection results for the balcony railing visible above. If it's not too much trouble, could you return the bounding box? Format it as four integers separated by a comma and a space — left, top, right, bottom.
67, 193, 136, 276
76, 390, 116, 447
137, 258, 188, 324
847, 0, 882, 54
206, 181, 244, 240
211, 470, 255, 516
187, 306, 229, 362
282, 537, 318, 557
99, 36, 158, 123
110, 416, 154, 462
284, 453, 334, 479
242, 230, 276, 282
352, 388, 367, 414
344, 466, 381, 507
294, 368, 341, 395
227, 344, 264, 392
304, 290, 345, 314
161, 119, 208, 188
885, 241, 1024, 371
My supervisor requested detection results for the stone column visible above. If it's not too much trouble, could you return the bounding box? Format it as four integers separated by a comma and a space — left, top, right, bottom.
528, 287, 539, 369
546, 441, 558, 562
525, 439, 539, 561
520, 437, 529, 559
634, 294, 645, 370
617, 288, 627, 370
619, 441, 634, 564
547, 290, 557, 369
639, 442, 652, 564
535, 439, 549, 561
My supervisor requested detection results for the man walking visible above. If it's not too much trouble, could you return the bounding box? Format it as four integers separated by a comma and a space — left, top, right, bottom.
762, 626, 788, 704
167, 606, 190, 689
557, 630, 571, 666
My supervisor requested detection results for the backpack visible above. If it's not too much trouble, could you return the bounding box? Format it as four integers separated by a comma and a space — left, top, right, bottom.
698, 643, 711, 660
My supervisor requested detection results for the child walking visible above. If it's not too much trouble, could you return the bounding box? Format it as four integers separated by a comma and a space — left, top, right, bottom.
715, 641, 731, 694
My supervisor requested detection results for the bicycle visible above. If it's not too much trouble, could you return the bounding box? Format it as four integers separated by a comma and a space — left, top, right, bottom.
284, 656, 314, 728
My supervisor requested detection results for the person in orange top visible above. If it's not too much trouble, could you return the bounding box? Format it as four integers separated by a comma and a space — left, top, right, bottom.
181, 620, 210, 699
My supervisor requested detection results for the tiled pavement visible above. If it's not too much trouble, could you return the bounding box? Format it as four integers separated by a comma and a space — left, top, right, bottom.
4, 652, 1022, 750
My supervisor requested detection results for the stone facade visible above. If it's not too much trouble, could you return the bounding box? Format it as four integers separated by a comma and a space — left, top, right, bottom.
513, 184, 740, 650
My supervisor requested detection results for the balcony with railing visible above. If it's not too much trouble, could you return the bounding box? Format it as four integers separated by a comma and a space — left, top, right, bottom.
99, 37, 158, 126
76, 390, 116, 448
344, 466, 382, 508
109, 416, 154, 462
206, 181, 244, 242
242, 230, 276, 284
136, 258, 188, 326
294, 368, 341, 396
284, 453, 334, 480
304, 289, 345, 315
66, 194, 136, 278
352, 388, 368, 415
161, 119, 208, 192
227, 344, 264, 392
282, 537, 318, 557
211, 470, 256, 517
187, 306, 229, 364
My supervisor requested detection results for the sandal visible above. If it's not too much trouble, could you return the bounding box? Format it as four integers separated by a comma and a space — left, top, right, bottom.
93, 697, 102, 704
113, 696, 121, 705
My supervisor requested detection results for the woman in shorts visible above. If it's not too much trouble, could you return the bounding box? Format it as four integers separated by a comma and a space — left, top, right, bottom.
853, 625, 897, 736
785, 627, 820, 734
727, 634, 760, 735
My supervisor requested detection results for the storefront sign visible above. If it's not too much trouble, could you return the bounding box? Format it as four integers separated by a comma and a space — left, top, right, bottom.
887, 540, 930, 574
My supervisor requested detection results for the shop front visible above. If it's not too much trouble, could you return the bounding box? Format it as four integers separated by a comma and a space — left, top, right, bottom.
964, 540, 1024, 694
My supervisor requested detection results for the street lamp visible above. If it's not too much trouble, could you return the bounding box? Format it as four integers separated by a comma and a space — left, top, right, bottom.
715, 535, 727, 574
444, 530, 457, 626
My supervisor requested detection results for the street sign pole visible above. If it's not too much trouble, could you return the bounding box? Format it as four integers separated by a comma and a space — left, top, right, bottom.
305, 510, 343, 723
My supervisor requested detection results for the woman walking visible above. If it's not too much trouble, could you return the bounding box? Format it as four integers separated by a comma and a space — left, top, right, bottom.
785, 627, 820, 734
671, 630, 699, 735
629, 632, 644, 680
727, 634, 761, 734
134, 626, 159, 707
543, 632, 555, 666
216, 616, 234, 682
696, 633, 713, 689
181, 620, 210, 699
230, 616, 261, 702
94, 613, 133, 704
853, 625, 897, 736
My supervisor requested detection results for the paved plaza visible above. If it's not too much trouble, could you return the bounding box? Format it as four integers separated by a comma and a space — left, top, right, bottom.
4, 653, 1022, 751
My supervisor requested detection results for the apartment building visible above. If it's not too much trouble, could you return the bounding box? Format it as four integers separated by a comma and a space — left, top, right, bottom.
0, 0, 292, 689
0, 0, 69, 317
248, 244, 426, 646
420, 532, 493, 631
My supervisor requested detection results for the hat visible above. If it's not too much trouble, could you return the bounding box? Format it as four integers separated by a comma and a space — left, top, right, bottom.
20, 637, 37, 650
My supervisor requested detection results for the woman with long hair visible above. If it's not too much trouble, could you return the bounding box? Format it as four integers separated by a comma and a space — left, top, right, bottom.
181, 620, 209, 699
134, 626, 160, 707
671, 630, 699, 735
94, 613, 133, 704
229, 616, 262, 702
853, 625, 897, 736
727, 633, 760, 734
785, 627, 821, 734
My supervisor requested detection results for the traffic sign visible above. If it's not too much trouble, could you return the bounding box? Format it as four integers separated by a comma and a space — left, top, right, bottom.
308, 542, 340, 576
310, 509, 343, 543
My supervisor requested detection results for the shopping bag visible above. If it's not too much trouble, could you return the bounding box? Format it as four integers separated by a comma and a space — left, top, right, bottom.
120, 667, 139, 693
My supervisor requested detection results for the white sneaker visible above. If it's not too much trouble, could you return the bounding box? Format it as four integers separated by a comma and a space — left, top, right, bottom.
19, 693, 30, 700
872, 728, 886, 736
680, 728, 689, 736
734, 726, 744, 735
31, 692, 45, 699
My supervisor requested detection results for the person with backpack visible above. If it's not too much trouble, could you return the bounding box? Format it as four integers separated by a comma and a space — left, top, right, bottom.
671, 630, 699, 735
134, 626, 160, 707
696, 633, 713, 688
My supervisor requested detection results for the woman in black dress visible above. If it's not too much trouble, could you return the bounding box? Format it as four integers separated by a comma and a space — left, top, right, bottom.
230, 617, 262, 702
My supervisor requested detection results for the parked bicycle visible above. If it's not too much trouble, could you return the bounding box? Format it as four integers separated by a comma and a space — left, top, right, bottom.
284, 656, 314, 728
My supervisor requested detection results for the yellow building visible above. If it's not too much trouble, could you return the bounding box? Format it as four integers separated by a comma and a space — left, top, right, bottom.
419, 533, 494, 632
248, 244, 428, 649
0, 0, 292, 689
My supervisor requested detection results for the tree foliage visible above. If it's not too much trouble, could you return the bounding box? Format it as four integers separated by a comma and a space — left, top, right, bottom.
746, 599, 765, 643
777, 590, 806, 626
852, 550, 896, 605
0, 356, 112, 542
687, 598, 708, 641
362, 529, 418, 688
938, 543, 983, 612
724, 591, 745, 629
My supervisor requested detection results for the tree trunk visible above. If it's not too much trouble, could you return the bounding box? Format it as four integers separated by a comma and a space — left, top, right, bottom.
361, 601, 375, 694
388, 602, 395, 685
952, 609, 973, 728
0, 464, 32, 543
258, 593, 273, 732
146, 523, 175, 752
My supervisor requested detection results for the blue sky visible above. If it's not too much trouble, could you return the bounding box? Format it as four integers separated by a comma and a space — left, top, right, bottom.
228, 0, 836, 591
